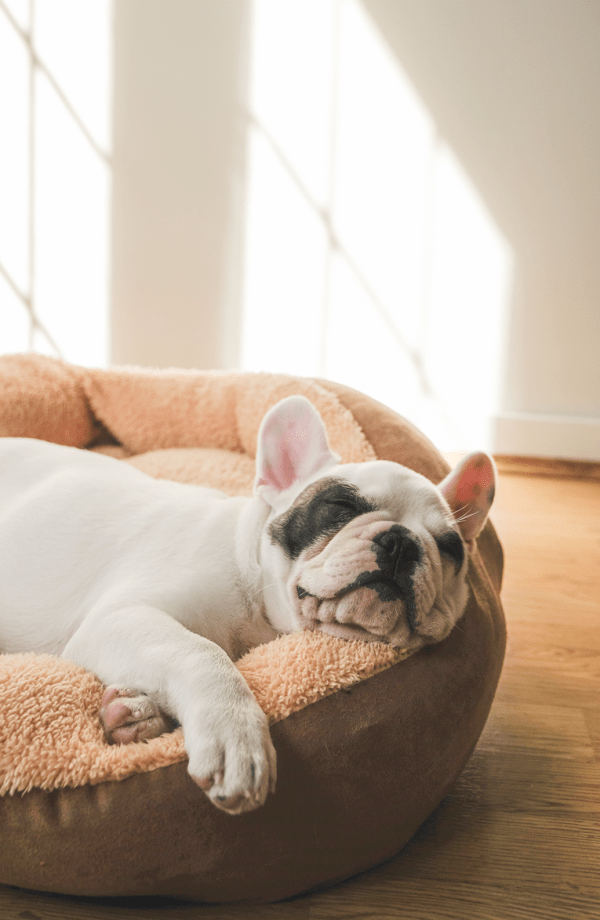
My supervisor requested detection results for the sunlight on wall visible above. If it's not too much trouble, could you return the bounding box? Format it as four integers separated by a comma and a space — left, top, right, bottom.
0, 0, 111, 367
241, 0, 513, 451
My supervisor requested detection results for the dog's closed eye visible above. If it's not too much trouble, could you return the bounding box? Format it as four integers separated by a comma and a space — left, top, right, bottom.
324, 499, 357, 511
269, 478, 376, 559
322, 499, 360, 522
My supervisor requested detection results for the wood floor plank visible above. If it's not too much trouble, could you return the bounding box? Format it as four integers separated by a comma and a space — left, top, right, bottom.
475, 702, 594, 761
493, 454, 600, 481
454, 744, 600, 813
500, 619, 600, 653
387, 807, 600, 893
583, 708, 600, 760
495, 667, 600, 711
0, 887, 309, 920
502, 646, 600, 690
307, 878, 600, 920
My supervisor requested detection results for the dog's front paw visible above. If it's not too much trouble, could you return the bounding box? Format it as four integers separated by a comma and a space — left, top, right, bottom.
100, 685, 176, 744
186, 702, 277, 815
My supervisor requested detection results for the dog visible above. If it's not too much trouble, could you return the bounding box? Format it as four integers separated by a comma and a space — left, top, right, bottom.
0, 395, 495, 814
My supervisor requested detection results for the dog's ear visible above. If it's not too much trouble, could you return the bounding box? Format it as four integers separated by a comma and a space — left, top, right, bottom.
254, 396, 340, 508
438, 452, 496, 552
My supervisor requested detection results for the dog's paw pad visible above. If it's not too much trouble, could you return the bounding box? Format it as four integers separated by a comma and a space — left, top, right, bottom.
191, 770, 223, 792
99, 685, 174, 744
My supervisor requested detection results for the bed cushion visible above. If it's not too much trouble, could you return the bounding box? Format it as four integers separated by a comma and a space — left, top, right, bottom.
0, 355, 505, 903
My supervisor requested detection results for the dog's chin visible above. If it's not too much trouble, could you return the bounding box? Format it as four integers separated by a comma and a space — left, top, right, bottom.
295, 586, 414, 648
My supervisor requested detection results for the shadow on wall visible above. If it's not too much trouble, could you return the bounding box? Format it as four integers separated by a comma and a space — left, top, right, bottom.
356, 0, 600, 459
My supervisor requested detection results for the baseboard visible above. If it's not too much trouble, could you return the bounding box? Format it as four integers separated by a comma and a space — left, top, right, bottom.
491, 412, 600, 462
493, 455, 600, 481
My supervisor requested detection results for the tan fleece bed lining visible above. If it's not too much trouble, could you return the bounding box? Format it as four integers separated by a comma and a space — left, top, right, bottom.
0, 355, 413, 796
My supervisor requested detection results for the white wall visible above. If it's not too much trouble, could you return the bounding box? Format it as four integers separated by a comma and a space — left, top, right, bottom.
111, 0, 600, 459
363, 0, 600, 458
111, 0, 249, 369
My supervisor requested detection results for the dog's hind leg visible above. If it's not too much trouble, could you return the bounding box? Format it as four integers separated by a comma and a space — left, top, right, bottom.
99, 685, 178, 744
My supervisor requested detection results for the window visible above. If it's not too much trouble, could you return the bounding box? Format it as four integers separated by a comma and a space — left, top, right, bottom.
241, 0, 512, 451
0, 0, 112, 367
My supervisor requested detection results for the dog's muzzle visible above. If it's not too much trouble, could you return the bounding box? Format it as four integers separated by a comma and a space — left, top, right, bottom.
372, 525, 422, 583
353, 525, 422, 631
296, 523, 423, 634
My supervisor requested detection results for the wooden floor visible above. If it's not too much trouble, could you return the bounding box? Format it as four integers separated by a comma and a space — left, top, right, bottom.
1, 462, 599, 920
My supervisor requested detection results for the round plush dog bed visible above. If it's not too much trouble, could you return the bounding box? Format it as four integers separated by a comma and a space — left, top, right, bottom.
0, 355, 505, 904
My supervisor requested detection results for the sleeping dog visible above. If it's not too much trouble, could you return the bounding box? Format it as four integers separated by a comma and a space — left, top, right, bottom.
0, 396, 495, 814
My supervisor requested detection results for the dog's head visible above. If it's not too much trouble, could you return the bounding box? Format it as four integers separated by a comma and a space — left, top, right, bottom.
254, 396, 495, 650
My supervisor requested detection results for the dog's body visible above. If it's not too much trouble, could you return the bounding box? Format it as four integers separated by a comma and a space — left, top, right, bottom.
0, 396, 495, 814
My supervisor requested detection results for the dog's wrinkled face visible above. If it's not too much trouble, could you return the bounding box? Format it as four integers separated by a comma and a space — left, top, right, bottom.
254, 396, 496, 650
267, 463, 470, 648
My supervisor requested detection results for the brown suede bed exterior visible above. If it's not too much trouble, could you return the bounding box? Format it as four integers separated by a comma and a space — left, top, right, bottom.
0, 367, 505, 904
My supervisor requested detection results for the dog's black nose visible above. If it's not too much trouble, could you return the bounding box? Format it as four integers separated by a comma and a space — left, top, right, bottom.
372, 526, 421, 578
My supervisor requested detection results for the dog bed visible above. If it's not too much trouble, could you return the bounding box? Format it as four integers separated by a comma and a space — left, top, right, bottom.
0, 354, 506, 903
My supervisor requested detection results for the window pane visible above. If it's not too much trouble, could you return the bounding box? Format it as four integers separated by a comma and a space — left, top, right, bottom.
33, 0, 112, 152
241, 0, 513, 452
2, 0, 29, 31
241, 127, 328, 377
325, 252, 462, 450
0, 10, 30, 293
31, 323, 60, 358
332, 0, 434, 352
250, 0, 335, 209
0, 272, 30, 353
325, 252, 420, 409
424, 145, 513, 447
34, 71, 110, 367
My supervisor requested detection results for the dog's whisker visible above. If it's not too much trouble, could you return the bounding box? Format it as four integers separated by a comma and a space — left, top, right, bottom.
248, 582, 278, 600
453, 509, 480, 524
448, 503, 470, 520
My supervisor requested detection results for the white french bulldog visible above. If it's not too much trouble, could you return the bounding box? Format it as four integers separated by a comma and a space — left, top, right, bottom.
0, 396, 495, 815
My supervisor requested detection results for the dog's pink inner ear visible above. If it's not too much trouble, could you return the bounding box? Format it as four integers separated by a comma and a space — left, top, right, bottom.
254, 396, 339, 506
439, 452, 496, 551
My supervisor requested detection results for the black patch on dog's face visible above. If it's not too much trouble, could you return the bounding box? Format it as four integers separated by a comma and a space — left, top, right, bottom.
269, 477, 375, 560
435, 530, 465, 574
